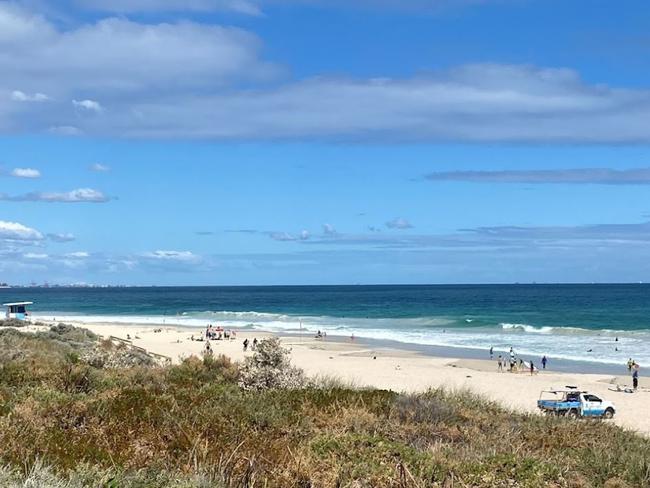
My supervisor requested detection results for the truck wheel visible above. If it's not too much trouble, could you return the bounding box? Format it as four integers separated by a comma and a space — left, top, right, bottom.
603, 408, 614, 420
566, 409, 579, 419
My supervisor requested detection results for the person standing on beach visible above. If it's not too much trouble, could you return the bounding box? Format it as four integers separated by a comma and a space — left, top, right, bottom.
530, 361, 535, 376
627, 358, 633, 372
541, 355, 547, 370
632, 364, 640, 390
497, 355, 503, 372
489, 346, 493, 359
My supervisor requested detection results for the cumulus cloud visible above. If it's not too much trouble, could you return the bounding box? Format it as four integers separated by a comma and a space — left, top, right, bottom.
425, 168, 650, 185
0, 188, 110, 203
0, 220, 44, 241
1, 4, 648, 143
0, 5, 276, 97
11, 90, 49, 102
73, 99, 102, 112
90, 163, 110, 172
47, 232, 76, 242
386, 217, 413, 229
10, 167, 40, 178
0, 2, 644, 144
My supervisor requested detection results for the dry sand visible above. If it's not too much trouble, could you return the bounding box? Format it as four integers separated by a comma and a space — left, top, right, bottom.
29, 320, 650, 436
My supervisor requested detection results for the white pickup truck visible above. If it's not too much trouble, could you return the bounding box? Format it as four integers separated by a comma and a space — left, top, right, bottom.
537, 388, 616, 419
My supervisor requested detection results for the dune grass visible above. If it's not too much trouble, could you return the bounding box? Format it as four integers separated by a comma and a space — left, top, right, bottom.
0, 326, 649, 487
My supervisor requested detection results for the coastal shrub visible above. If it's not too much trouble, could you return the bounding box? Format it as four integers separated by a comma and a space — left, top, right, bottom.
1, 325, 650, 487
0, 319, 29, 328
238, 337, 306, 391
82, 340, 156, 369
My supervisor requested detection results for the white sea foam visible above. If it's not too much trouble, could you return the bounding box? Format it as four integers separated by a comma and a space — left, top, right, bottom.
32, 311, 650, 367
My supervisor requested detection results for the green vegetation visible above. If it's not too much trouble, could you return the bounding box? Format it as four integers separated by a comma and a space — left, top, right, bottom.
0, 326, 649, 487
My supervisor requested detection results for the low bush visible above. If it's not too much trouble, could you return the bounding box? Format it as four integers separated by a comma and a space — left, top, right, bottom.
238, 337, 306, 390
0, 326, 649, 487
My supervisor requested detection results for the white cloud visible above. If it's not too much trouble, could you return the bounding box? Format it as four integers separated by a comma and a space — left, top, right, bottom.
142, 250, 201, 263
76, 0, 262, 15
47, 232, 76, 242
0, 3, 648, 143
73, 0, 493, 15
386, 217, 413, 229
0, 188, 110, 203
268, 231, 311, 241
10, 167, 41, 178
65, 251, 90, 258
11, 90, 49, 102
0, 6, 275, 97
0, 3, 53, 43
73, 99, 102, 112
23, 252, 48, 259
90, 163, 110, 172
8, 63, 644, 143
322, 223, 337, 235
0, 220, 44, 241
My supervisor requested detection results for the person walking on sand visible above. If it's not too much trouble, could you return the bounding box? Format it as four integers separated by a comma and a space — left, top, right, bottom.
632, 364, 640, 390
243, 338, 249, 352
497, 355, 503, 372
530, 361, 535, 376
541, 355, 547, 370
489, 346, 493, 359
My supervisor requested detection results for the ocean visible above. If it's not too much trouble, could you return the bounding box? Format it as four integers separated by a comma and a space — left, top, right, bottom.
3, 284, 649, 367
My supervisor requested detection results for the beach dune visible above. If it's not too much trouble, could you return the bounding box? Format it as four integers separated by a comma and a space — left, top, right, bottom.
28, 319, 650, 437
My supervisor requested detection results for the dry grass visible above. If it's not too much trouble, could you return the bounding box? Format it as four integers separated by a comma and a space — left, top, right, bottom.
0, 327, 649, 487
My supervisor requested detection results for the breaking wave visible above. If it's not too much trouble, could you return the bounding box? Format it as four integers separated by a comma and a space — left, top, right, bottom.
32, 310, 650, 366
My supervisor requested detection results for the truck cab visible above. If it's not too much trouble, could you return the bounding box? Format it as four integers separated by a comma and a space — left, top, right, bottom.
538, 388, 616, 419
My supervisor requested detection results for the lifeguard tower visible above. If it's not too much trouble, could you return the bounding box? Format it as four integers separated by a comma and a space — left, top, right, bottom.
3, 301, 33, 321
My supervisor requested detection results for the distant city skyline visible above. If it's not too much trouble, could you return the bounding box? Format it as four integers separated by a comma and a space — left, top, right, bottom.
1, 0, 650, 285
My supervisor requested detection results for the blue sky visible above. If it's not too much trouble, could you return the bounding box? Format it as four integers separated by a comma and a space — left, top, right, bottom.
1, 0, 650, 285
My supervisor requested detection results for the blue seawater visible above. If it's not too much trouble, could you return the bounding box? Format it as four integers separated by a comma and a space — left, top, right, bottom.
3, 284, 649, 365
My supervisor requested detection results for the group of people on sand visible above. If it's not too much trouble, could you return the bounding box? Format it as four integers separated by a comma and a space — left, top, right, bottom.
194, 324, 237, 341
204, 336, 259, 356
493, 346, 546, 376
195, 325, 240, 356
242, 337, 258, 352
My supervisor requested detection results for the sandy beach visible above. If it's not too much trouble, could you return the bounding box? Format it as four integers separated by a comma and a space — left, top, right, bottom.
28, 319, 650, 436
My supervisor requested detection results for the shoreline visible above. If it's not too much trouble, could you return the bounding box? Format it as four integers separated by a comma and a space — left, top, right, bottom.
19, 317, 650, 436
32, 314, 633, 376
